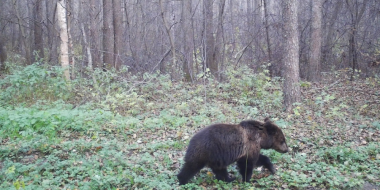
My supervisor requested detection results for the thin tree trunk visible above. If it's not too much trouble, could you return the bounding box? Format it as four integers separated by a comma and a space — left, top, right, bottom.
103, 0, 114, 69
308, 0, 322, 82
263, 0, 272, 75
28, 1, 35, 63
34, 0, 44, 61
323, 1, 342, 66
13, 0, 32, 65
254, 0, 262, 67
283, 0, 301, 112
57, 0, 70, 80
82, 24, 92, 70
46, 0, 58, 64
159, 0, 176, 76
181, 0, 193, 82
0, 40, 7, 72
214, 0, 226, 80
204, 0, 216, 76
90, 0, 100, 68
113, 0, 123, 70
346, 0, 368, 80
67, 0, 75, 79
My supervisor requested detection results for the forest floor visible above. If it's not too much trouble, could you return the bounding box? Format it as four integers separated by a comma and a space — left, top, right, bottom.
0, 65, 379, 189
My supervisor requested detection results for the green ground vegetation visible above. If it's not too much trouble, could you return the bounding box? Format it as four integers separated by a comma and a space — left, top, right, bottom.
0, 63, 379, 189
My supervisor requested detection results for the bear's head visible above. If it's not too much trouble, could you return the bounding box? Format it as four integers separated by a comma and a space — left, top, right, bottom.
263, 118, 288, 153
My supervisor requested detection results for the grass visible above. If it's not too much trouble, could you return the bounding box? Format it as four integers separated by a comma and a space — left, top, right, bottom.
0, 64, 379, 189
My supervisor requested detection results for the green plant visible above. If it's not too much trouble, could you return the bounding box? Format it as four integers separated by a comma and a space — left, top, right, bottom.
0, 64, 70, 106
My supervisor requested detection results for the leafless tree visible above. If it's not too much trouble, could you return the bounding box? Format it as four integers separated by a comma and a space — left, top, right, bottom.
113, 0, 123, 70
33, 0, 44, 60
322, 1, 343, 67
90, 0, 101, 68
346, 0, 368, 80
308, 0, 323, 82
214, 0, 226, 80
12, 0, 32, 65
102, 0, 114, 69
181, 0, 194, 82
203, 0, 217, 77
57, 0, 70, 80
46, 0, 58, 64
282, 0, 301, 112
1, 0, 380, 81
159, 0, 176, 76
263, 0, 273, 76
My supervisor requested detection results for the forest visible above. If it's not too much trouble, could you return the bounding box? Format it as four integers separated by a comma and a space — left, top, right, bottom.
0, 0, 379, 189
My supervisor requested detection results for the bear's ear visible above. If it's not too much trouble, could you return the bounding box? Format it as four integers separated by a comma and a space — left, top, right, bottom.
264, 117, 271, 122
265, 122, 277, 136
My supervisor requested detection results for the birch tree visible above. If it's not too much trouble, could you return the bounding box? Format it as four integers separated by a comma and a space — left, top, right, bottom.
57, 0, 70, 80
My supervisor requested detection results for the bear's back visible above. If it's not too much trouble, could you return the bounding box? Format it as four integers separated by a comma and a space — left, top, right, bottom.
185, 124, 247, 165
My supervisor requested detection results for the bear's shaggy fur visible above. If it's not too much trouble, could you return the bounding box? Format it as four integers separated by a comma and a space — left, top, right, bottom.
177, 118, 288, 185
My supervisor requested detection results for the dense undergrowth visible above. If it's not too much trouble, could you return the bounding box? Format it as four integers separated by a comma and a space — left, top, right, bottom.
0, 64, 379, 189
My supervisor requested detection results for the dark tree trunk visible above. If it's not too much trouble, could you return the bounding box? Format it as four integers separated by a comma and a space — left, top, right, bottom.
102, 0, 114, 69
113, 0, 123, 70
263, 0, 273, 76
34, 0, 44, 61
181, 0, 193, 82
203, 0, 217, 77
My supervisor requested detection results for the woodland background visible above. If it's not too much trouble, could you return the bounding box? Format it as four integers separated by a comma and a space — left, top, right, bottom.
0, 0, 379, 189
1, 0, 379, 78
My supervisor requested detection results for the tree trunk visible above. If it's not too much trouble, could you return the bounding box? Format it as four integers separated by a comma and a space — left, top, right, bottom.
82, 23, 92, 70
103, 0, 114, 69
28, 1, 35, 63
181, 0, 193, 82
254, 0, 262, 67
282, 0, 301, 112
57, 0, 70, 80
90, 0, 101, 68
214, 0, 226, 80
34, 0, 44, 61
113, 0, 123, 70
0, 40, 7, 72
203, 0, 217, 77
46, 0, 58, 64
308, 0, 322, 82
263, 0, 272, 75
159, 0, 176, 76
13, 0, 32, 65
67, 0, 75, 79
322, 1, 342, 67
346, 0, 368, 80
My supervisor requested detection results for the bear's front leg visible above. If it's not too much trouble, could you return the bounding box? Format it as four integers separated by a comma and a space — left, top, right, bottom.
237, 156, 256, 182
256, 154, 276, 174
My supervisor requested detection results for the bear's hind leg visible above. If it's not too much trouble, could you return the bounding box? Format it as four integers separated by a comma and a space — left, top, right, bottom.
256, 154, 275, 174
177, 162, 205, 185
210, 167, 236, 182
237, 156, 255, 182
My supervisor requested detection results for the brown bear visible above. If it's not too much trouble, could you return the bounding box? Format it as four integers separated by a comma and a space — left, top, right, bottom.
177, 118, 288, 185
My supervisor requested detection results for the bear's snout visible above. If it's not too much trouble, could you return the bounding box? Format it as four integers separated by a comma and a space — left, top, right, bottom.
279, 143, 289, 153
275, 142, 289, 153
